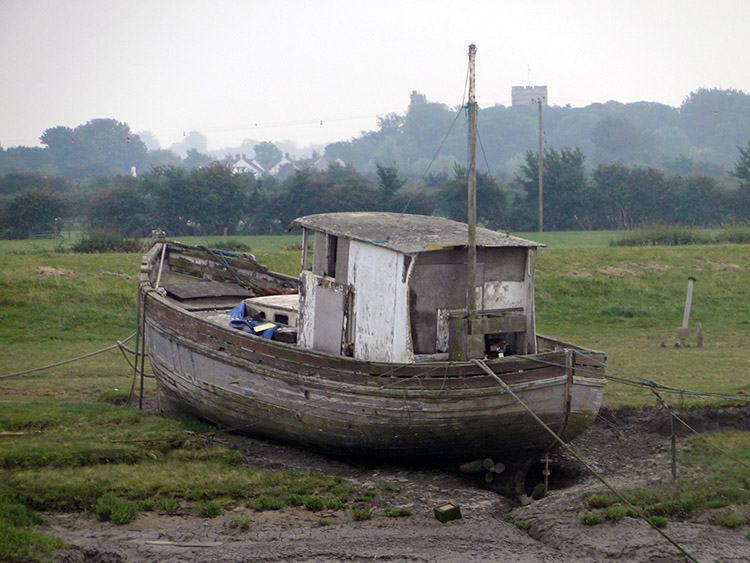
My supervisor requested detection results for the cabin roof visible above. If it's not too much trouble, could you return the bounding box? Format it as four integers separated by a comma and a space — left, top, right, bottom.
288, 212, 544, 254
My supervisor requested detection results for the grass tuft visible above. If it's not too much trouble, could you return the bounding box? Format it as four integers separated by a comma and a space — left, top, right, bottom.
351, 507, 372, 521
580, 512, 605, 526
228, 515, 252, 531
383, 507, 412, 518
95, 493, 137, 525
197, 501, 222, 518
712, 511, 745, 528
512, 519, 530, 530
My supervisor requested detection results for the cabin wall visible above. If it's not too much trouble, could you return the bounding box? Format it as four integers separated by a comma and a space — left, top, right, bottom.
348, 240, 412, 363
409, 247, 530, 355
298, 237, 412, 363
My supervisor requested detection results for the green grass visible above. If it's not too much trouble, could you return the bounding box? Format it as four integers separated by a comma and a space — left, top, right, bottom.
512, 519, 530, 530
533, 244, 750, 407
351, 507, 372, 521
581, 430, 750, 526
609, 224, 750, 247
95, 493, 137, 524
0, 396, 380, 559
515, 230, 626, 249
383, 507, 412, 518
3, 232, 750, 558
0, 503, 67, 562
197, 500, 222, 518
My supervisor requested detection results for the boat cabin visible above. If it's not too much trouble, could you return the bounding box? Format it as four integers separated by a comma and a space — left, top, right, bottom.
287, 212, 543, 363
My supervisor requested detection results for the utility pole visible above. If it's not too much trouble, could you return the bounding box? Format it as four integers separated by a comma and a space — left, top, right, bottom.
533, 96, 545, 232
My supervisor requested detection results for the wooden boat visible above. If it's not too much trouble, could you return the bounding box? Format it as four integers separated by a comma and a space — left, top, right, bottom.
137, 46, 605, 498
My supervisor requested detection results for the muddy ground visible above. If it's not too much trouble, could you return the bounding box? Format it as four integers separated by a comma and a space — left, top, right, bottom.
46, 406, 750, 562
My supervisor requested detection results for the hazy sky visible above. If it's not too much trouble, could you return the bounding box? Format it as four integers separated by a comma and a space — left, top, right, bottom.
2, 0, 749, 151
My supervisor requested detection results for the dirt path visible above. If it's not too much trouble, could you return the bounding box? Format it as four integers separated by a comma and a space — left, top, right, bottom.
46, 406, 750, 562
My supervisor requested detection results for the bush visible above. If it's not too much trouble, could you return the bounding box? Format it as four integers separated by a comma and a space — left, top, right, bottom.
715, 223, 750, 244
73, 226, 141, 253
206, 239, 252, 252
610, 225, 712, 247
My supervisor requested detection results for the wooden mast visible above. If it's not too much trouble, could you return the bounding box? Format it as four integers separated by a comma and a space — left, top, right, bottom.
466, 44, 478, 317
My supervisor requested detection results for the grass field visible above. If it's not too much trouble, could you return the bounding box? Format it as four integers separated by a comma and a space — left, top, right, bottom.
2, 232, 750, 559
3, 231, 749, 405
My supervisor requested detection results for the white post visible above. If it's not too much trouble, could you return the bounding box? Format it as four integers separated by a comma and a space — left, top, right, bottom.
682, 276, 696, 330
678, 276, 696, 346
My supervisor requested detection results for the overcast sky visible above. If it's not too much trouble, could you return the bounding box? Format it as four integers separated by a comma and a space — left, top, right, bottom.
2, 0, 749, 152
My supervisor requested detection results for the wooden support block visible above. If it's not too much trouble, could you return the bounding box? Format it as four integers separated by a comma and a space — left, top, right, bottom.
434, 502, 462, 523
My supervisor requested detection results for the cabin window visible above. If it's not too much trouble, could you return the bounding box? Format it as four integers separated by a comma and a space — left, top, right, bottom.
301, 228, 312, 271
312, 232, 340, 278
325, 236, 338, 277
274, 313, 289, 325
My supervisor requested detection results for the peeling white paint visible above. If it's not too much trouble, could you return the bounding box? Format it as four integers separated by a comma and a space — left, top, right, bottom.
483, 280, 525, 309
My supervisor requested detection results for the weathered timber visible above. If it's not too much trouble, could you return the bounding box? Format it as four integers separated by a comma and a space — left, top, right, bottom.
139, 213, 605, 499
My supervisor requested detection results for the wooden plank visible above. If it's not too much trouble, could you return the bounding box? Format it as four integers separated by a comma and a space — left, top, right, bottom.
163, 281, 252, 300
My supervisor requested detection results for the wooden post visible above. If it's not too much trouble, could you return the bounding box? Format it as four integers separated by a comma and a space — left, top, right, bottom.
536, 97, 544, 232
678, 276, 696, 346
466, 44, 478, 317
670, 413, 677, 480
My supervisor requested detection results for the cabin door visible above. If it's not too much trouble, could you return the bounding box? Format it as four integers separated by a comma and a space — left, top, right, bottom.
310, 280, 354, 356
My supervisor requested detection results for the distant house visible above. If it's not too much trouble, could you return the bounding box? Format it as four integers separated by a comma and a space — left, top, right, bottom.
231, 151, 347, 179
310, 154, 346, 171
268, 153, 298, 178
231, 154, 265, 177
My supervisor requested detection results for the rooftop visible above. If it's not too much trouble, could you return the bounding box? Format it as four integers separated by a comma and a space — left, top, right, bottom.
288, 212, 543, 254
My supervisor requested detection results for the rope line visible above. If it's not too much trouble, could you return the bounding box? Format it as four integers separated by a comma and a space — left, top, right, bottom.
420, 106, 465, 180
471, 358, 699, 563
0, 333, 136, 380
529, 350, 750, 403
651, 388, 750, 472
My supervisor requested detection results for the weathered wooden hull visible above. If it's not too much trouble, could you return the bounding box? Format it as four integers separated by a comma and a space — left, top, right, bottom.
141, 285, 605, 465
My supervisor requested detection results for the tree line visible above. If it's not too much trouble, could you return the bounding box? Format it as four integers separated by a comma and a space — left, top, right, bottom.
327, 88, 750, 178
3, 88, 750, 184
3, 142, 750, 240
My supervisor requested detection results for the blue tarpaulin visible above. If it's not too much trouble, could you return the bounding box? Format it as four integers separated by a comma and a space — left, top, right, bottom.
228, 301, 277, 339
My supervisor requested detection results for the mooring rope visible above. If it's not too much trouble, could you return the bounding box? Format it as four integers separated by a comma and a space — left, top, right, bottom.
527, 350, 750, 403
471, 358, 699, 563
0, 333, 137, 380
651, 387, 750, 472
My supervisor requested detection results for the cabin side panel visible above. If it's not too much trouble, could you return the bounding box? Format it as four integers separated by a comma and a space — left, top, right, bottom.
409, 248, 468, 354
410, 247, 532, 355
348, 241, 411, 363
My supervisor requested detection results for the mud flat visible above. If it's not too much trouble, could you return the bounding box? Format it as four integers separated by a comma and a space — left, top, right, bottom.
46, 406, 750, 562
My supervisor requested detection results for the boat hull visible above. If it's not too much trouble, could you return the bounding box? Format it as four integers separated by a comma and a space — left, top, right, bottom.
143, 289, 605, 465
